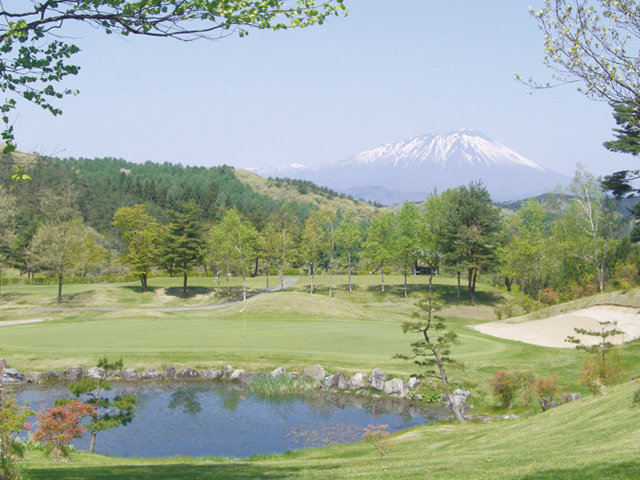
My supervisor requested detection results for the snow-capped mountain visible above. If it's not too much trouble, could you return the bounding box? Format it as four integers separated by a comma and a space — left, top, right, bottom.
257, 129, 568, 205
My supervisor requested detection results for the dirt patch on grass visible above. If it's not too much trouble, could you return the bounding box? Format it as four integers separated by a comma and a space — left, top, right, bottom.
474, 305, 640, 348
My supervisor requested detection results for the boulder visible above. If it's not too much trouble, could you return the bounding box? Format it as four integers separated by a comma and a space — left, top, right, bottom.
350, 373, 366, 389
270, 366, 287, 377
540, 397, 558, 411
223, 365, 234, 377
408, 377, 420, 390
85, 367, 105, 380
303, 365, 325, 383
384, 378, 409, 397
176, 368, 201, 380
561, 392, 581, 404
203, 369, 224, 381
64, 366, 84, 382
140, 369, 163, 380
229, 369, 245, 382
121, 369, 139, 381
165, 366, 176, 380
41, 370, 61, 382
1, 368, 28, 384
369, 368, 386, 391
0, 358, 8, 371
324, 373, 347, 389
29, 372, 44, 383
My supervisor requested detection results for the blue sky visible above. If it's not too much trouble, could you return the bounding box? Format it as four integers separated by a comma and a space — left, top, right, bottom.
14, 0, 638, 177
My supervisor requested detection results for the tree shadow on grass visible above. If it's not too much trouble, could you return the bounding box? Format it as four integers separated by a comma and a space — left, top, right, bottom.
28, 462, 342, 480
121, 285, 160, 294
164, 287, 216, 298
360, 283, 502, 306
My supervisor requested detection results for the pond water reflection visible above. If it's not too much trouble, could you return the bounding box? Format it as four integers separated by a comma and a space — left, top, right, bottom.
17, 383, 443, 458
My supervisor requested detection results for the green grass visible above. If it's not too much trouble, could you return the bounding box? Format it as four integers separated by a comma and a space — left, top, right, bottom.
3, 274, 640, 478
22, 381, 640, 479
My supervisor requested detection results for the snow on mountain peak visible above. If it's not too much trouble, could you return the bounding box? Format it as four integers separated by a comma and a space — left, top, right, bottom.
345, 130, 543, 171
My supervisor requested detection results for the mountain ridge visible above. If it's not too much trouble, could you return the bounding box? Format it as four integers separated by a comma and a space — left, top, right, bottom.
256, 130, 568, 205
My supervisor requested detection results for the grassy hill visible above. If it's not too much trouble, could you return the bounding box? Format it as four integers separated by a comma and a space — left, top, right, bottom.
235, 169, 381, 220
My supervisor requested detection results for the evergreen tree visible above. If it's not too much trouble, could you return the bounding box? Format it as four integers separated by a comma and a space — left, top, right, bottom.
159, 202, 205, 296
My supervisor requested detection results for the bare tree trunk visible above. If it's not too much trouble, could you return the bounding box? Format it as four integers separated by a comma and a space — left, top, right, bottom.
242, 272, 246, 301
381, 265, 385, 293
279, 266, 284, 291
404, 264, 408, 299
89, 431, 97, 454
183, 272, 188, 297
429, 273, 433, 293
216, 273, 220, 299
266, 264, 270, 290
348, 251, 352, 293
310, 263, 315, 294
456, 271, 460, 299
57, 273, 63, 305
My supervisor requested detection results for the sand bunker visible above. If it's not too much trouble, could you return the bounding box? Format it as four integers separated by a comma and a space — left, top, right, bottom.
474, 305, 640, 348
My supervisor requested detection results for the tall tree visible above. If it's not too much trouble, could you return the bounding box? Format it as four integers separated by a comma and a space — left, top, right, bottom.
159, 202, 205, 296
271, 203, 300, 291
0, 1, 346, 159
30, 219, 105, 304
258, 222, 280, 290
566, 166, 620, 292
300, 208, 332, 294
440, 183, 503, 304
335, 211, 362, 294
363, 213, 395, 293
498, 199, 550, 305
219, 209, 257, 301
526, 0, 640, 107
393, 203, 422, 299
0, 187, 16, 295
113, 204, 160, 291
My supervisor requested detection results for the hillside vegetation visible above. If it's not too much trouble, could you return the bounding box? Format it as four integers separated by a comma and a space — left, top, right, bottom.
234, 169, 380, 220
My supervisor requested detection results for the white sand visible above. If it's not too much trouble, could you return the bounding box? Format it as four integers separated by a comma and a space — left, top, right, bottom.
474, 305, 640, 348
0, 318, 46, 327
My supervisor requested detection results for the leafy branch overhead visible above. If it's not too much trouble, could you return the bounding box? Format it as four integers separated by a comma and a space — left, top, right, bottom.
0, 0, 347, 155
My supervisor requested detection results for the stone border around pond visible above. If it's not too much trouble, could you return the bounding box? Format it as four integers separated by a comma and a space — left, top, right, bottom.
0, 358, 416, 399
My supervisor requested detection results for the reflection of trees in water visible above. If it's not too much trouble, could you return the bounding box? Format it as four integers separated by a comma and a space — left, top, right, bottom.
168, 388, 202, 415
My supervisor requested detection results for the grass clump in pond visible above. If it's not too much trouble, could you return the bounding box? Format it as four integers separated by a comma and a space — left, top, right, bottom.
249, 374, 316, 396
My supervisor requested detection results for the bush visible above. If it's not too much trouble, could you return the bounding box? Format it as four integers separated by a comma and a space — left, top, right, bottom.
0, 392, 33, 480
527, 373, 565, 410
580, 350, 627, 394
540, 288, 560, 305
490, 370, 533, 409
363, 424, 393, 457
33, 400, 95, 459
282, 268, 300, 276
633, 387, 640, 407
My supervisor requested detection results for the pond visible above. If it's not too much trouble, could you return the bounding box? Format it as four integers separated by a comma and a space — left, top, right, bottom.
16, 383, 444, 458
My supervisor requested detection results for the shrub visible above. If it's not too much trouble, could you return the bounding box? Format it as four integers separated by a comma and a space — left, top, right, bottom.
580, 350, 627, 394
632, 387, 640, 407
33, 400, 95, 459
540, 287, 560, 305
0, 391, 33, 480
527, 373, 565, 410
490, 370, 533, 409
363, 424, 393, 457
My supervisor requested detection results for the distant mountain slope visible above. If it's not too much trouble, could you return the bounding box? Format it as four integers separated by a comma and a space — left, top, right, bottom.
258, 129, 569, 205
234, 169, 380, 220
